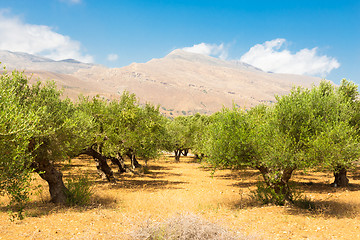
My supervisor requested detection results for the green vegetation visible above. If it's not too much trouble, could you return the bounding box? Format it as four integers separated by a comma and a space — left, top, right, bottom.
1, 65, 359, 218
0, 68, 167, 216
202, 80, 360, 204
78, 91, 167, 179
0, 68, 93, 212
0, 69, 40, 219
65, 174, 94, 206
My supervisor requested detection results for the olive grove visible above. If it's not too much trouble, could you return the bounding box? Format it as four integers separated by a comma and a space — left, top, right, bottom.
1, 65, 359, 214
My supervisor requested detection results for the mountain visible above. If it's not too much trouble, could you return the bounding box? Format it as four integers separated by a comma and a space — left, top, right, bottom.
0, 50, 95, 74
72, 49, 321, 115
0, 49, 322, 116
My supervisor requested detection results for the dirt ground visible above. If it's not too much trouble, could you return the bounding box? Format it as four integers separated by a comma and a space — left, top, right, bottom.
1, 155, 360, 239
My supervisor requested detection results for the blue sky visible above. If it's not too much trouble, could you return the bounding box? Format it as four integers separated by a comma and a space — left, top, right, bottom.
0, 0, 358, 84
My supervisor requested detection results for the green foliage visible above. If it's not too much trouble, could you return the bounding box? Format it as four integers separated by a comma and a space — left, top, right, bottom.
0, 69, 41, 218
186, 113, 210, 158
251, 180, 316, 209
164, 116, 189, 153
29, 81, 94, 162
134, 103, 168, 160
0, 67, 95, 217
204, 80, 360, 205
251, 181, 288, 206
204, 108, 256, 169
65, 174, 94, 206
79, 91, 167, 161
309, 122, 360, 171
163, 114, 210, 160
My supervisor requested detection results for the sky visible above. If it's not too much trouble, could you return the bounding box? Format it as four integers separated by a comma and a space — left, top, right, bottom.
0, 0, 359, 84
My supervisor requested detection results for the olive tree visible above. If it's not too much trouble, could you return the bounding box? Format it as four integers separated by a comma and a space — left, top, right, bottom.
164, 116, 195, 162
0, 69, 94, 206
204, 80, 360, 204
310, 79, 360, 186
79, 91, 167, 180
203, 109, 256, 170
28, 81, 94, 204
184, 113, 211, 160
77, 95, 119, 181
0, 70, 41, 212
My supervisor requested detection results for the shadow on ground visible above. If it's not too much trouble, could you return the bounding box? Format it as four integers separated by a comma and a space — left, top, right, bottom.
226, 193, 360, 219
0, 193, 120, 218
110, 179, 187, 191
215, 170, 260, 180
287, 199, 360, 219
297, 181, 360, 194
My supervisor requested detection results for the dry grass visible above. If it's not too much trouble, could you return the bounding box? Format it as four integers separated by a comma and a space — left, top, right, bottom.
1, 155, 360, 239
129, 212, 253, 240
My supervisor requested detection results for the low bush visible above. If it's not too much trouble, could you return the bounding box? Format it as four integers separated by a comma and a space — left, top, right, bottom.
130, 213, 253, 240
251, 180, 316, 210
250, 181, 288, 206
65, 174, 94, 206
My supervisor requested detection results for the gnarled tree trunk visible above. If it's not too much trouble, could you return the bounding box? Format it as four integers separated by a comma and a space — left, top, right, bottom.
333, 166, 349, 187
86, 148, 116, 182
32, 156, 68, 204
174, 149, 181, 162
109, 154, 127, 173
194, 153, 204, 161
126, 152, 142, 169
29, 138, 68, 204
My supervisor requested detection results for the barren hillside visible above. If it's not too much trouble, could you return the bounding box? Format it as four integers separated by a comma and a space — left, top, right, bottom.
1, 49, 322, 115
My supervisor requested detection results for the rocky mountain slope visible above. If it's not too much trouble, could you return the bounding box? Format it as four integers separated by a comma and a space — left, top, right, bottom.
0, 49, 322, 116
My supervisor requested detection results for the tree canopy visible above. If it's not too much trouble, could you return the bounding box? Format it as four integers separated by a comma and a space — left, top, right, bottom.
1, 67, 359, 214
203, 80, 360, 204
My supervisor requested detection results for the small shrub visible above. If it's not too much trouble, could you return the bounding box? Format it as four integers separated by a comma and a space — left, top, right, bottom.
250, 181, 287, 206
7, 205, 26, 221
65, 174, 94, 206
251, 181, 316, 210
130, 213, 251, 240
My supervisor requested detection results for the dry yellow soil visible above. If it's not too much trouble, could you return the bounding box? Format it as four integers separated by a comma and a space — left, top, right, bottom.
1, 155, 360, 239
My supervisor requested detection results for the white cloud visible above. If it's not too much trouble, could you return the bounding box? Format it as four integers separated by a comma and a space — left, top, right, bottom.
240, 38, 340, 76
107, 53, 118, 61
0, 10, 93, 62
182, 43, 228, 59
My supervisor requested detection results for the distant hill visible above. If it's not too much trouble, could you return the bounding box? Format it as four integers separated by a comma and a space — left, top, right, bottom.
0, 50, 96, 74
0, 49, 322, 116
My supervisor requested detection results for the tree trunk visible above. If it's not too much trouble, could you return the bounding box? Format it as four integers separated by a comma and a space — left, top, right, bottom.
182, 149, 189, 156
333, 166, 349, 187
109, 154, 127, 173
32, 157, 68, 204
126, 153, 142, 170
29, 138, 68, 204
86, 148, 116, 182
174, 149, 181, 162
